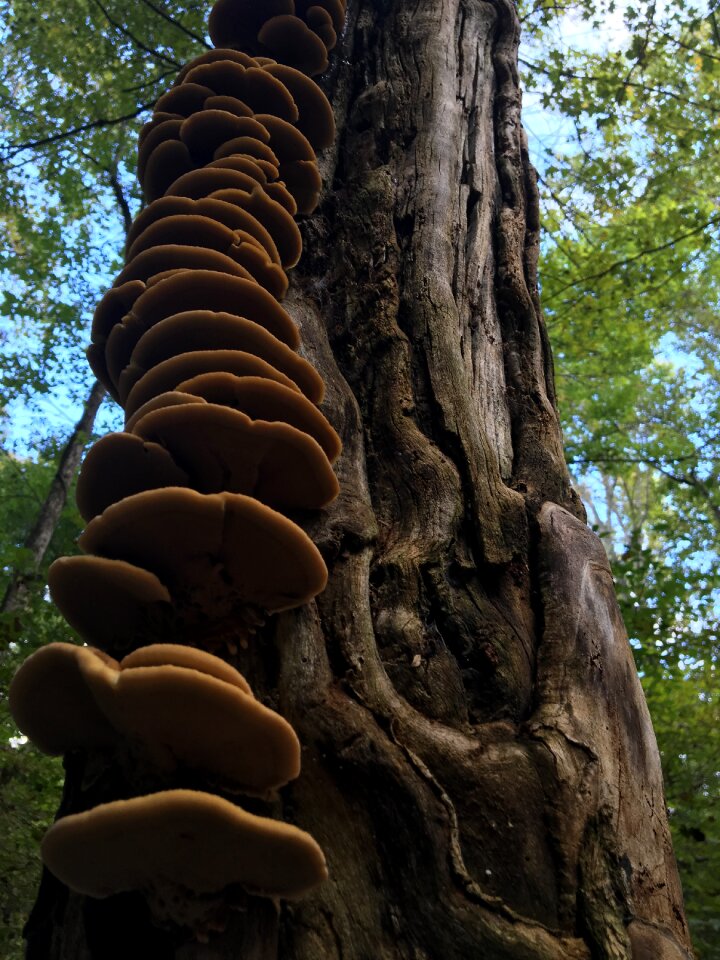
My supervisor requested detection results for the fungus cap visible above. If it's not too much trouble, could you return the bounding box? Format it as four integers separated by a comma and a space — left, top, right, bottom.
258, 16, 329, 76
125, 214, 241, 263
298, 0, 345, 33
253, 114, 316, 162
76, 432, 190, 521
142, 139, 195, 202
207, 185, 302, 267
119, 644, 252, 695
208, 0, 294, 49
155, 83, 215, 117
202, 94, 253, 117
133, 403, 339, 509
165, 165, 266, 200
184, 61, 298, 122
124, 313, 319, 403
127, 270, 291, 334
306, 5, 337, 50
78, 488, 328, 613
125, 198, 280, 265
211, 135, 280, 166
130, 289, 299, 352
174, 49, 259, 86
263, 64, 335, 149
277, 160, 322, 215
258, 180, 298, 216
137, 119, 183, 180
114, 244, 254, 288
206, 155, 270, 184
123, 351, 301, 421
13, 643, 299, 789
177, 373, 342, 461
9, 644, 117, 754
86, 342, 119, 399
41, 789, 328, 902
227, 240, 289, 299
48, 556, 173, 650
91, 280, 145, 345
77, 657, 301, 791
124, 390, 208, 433
179, 110, 271, 164
104, 311, 154, 388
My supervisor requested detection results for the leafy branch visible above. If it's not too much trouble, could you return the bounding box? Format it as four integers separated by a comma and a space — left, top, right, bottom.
138, 0, 211, 48
89, 0, 181, 68
0, 103, 154, 161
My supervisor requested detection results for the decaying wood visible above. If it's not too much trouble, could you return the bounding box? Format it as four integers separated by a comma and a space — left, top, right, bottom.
25, 0, 692, 956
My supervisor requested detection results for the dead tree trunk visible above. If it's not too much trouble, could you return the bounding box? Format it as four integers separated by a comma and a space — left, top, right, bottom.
25, 0, 692, 957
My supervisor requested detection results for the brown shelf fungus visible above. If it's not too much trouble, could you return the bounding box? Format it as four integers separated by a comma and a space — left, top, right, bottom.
15, 0, 349, 935
41, 790, 328, 927
9, 643, 118, 755
48, 556, 175, 650
176, 372, 342, 461
79, 488, 329, 614
132, 402, 339, 509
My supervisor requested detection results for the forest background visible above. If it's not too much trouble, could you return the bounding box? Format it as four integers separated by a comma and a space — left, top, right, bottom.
0, 0, 717, 956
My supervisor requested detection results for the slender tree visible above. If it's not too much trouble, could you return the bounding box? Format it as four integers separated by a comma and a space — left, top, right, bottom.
20, 0, 694, 957
0, 380, 105, 619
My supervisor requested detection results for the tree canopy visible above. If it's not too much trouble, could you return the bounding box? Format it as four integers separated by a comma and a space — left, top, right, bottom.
0, 0, 718, 956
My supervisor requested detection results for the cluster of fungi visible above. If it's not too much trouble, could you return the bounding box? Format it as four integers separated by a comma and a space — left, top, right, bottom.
10, 0, 346, 937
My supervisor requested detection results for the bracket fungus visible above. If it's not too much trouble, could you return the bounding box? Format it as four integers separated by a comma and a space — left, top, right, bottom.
14, 0, 346, 938
41, 791, 328, 928
10, 642, 301, 792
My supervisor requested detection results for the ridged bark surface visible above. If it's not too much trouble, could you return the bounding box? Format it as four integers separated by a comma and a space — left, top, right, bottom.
25, 0, 692, 957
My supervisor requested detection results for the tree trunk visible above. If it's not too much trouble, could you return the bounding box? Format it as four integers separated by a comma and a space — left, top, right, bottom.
25, 0, 693, 957
1, 379, 105, 619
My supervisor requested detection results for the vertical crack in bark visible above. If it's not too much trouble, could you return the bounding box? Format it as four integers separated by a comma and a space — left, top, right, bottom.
488, 0, 579, 516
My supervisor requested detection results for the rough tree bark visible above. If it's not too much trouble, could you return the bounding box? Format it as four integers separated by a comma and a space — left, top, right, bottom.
24, 0, 693, 957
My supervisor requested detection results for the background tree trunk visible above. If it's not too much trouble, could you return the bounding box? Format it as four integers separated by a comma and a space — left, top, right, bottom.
1, 380, 105, 620
25, 0, 693, 957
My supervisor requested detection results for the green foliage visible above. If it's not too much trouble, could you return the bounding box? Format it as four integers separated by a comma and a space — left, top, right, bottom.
0, 0, 207, 435
522, 0, 720, 953
0, 455, 85, 958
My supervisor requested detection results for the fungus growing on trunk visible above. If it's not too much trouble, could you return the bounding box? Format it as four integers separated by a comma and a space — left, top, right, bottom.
48, 556, 174, 650
11, 642, 302, 791
14, 0, 347, 938
41, 790, 328, 925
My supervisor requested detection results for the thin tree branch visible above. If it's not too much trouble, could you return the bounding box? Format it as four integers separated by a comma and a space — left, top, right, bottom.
1, 103, 153, 161
652, 26, 720, 63
0, 379, 106, 620
108, 166, 133, 235
90, 0, 181, 68
138, 0, 211, 47
543, 214, 720, 305
519, 57, 720, 115
122, 67, 176, 94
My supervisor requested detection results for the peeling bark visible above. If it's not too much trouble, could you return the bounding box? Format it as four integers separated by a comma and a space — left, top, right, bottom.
25, 0, 692, 957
